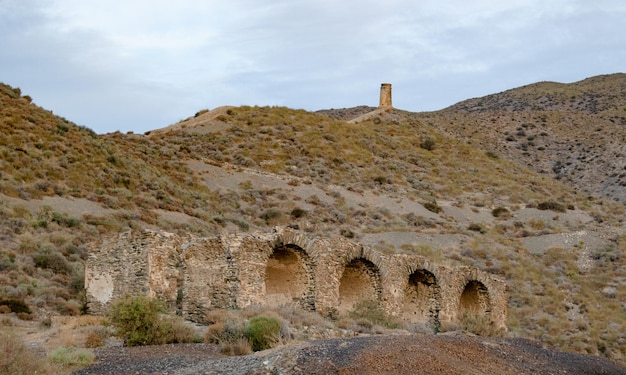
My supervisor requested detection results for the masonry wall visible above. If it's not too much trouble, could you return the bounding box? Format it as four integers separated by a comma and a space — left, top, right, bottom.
379, 83, 392, 108
86, 227, 507, 330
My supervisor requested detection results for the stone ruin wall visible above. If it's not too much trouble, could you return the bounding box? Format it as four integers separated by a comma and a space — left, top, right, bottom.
85, 227, 507, 330
379, 83, 392, 108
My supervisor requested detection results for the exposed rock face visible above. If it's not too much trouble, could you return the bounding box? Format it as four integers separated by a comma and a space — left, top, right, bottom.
85, 227, 507, 330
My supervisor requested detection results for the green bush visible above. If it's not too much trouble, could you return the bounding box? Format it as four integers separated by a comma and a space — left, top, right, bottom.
33, 251, 71, 275
48, 346, 94, 367
245, 315, 282, 351
107, 295, 196, 346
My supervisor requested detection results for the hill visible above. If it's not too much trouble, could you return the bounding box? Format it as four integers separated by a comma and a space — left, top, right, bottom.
418, 73, 626, 203
0, 78, 625, 368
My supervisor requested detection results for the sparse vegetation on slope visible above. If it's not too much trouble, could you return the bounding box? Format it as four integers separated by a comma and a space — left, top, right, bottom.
423, 73, 626, 203
1, 78, 625, 365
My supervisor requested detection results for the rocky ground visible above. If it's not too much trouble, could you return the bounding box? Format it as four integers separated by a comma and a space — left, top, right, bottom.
74, 333, 626, 375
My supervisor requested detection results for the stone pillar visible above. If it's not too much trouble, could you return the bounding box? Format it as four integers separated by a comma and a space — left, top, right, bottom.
379, 83, 392, 108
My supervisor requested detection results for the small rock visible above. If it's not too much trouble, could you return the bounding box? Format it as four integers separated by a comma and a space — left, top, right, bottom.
601, 286, 617, 298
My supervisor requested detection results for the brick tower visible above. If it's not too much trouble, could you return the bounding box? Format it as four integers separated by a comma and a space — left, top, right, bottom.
379, 83, 392, 108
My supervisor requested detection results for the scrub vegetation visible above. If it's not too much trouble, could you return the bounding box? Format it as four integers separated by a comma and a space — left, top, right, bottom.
1, 75, 625, 367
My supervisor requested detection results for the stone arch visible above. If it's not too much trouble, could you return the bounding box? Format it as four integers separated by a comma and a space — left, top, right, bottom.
337, 257, 382, 314
273, 227, 310, 253
459, 280, 491, 316
264, 244, 316, 310
401, 269, 440, 326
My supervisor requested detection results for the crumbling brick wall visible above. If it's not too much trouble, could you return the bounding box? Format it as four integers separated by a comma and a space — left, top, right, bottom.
86, 227, 507, 330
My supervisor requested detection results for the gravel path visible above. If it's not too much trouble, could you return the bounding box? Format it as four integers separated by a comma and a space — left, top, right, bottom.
73, 334, 626, 375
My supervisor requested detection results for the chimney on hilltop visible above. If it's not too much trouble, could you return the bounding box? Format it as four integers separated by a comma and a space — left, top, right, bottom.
378, 83, 392, 108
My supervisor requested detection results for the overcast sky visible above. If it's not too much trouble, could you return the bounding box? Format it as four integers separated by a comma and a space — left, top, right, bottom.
2, 0, 625, 134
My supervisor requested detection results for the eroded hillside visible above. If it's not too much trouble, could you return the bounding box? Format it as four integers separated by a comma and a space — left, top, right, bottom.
0, 79, 625, 362
419, 73, 626, 203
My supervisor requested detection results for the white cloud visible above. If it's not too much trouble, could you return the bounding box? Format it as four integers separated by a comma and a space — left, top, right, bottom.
1, 0, 625, 133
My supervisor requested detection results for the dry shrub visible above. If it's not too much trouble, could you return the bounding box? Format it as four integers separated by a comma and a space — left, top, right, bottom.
84, 331, 106, 348
205, 320, 246, 345
334, 317, 354, 330
221, 338, 252, 356
0, 330, 56, 374
16, 312, 32, 321
407, 321, 435, 334
457, 312, 505, 337
0, 299, 31, 314
275, 306, 328, 329
40, 315, 52, 328
491, 207, 511, 219
290, 207, 307, 219
439, 320, 461, 332
467, 223, 485, 233
204, 309, 237, 325
0, 316, 13, 326
204, 308, 294, 354
348, 299, 400, 329
423, 201, 443, 214
537, 201, 566, 213
419, 138, 436, 151
70, 314, 103, 328
259, 208, 282, 225
528, 219, 546, 230
354, 318, 374, 332
161, 316, 200, 343
205, 319, 250, 356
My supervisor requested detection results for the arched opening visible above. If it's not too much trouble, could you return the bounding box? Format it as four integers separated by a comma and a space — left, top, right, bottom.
459, 280, 490, 315
264, 244, 315, 310
338, 258, 381, 314
401, 269, 440, 326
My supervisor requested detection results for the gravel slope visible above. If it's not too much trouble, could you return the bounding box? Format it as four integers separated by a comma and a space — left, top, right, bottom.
74, 333, 626, 375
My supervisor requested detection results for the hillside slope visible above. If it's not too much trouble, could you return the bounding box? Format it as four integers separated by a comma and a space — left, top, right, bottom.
418, 73, 626, 203
0, 80, 625, 364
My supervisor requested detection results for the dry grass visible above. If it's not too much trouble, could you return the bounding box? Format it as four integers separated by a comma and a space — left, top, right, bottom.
0, 329, 59, 374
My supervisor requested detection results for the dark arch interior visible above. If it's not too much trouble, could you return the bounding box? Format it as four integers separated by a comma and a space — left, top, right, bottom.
459, 280, 490, 315
264, 244, 314, 310
401, 269, 440, 325
338, 258, 381, 314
